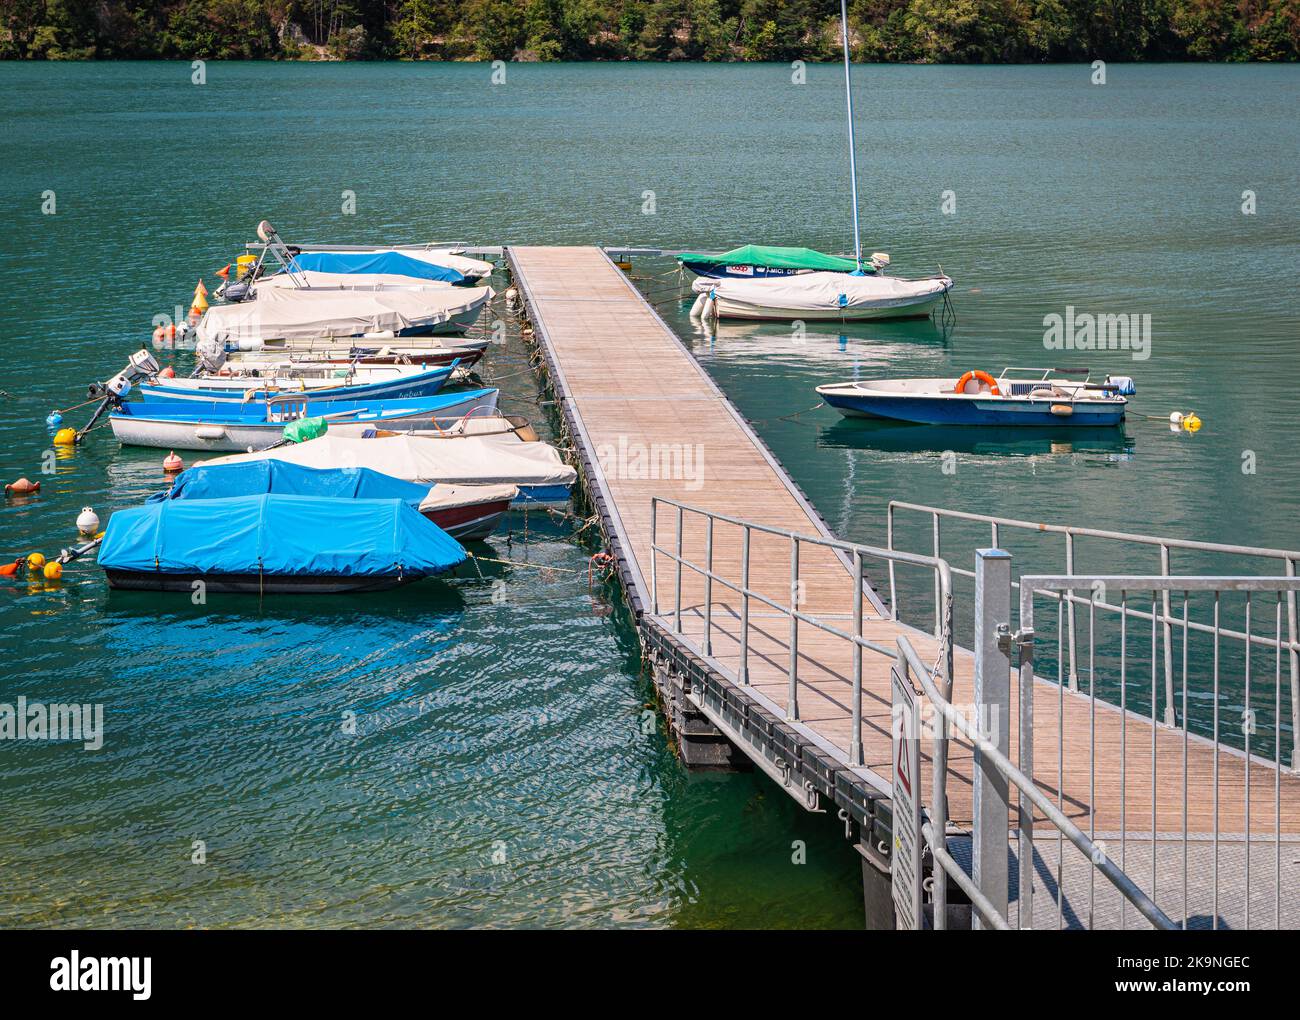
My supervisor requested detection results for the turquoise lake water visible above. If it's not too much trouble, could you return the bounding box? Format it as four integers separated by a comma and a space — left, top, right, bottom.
0, 62, 1297, 928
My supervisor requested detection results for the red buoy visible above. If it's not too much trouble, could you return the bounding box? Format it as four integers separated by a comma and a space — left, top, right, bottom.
4, 477, 40, 495
162, 451, 183, 473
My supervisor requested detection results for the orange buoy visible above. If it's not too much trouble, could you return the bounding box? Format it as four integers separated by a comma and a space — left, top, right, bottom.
152, 323, 167, 344
4, 477, 40, 495
0, 560, 21, 577
163, 451, 184, 473
159, 366, 176, 379
43, 561, 63, 581
953, 370, 1001, 396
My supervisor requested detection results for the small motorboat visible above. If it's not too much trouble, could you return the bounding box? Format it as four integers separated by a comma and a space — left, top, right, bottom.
138, 363, 458, 403
109, 387, 501, 451
203, 431, 577, 504
678, 244, 889, 280
816, 368, 1134, 426
691, 271, 952, 322
217, 338, 488, 369
99, 492, 467, 594
151, 460, 518, 541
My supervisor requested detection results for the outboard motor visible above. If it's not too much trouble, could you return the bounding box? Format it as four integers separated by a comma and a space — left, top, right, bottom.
195, 336, 228, 375
868, 252, 891, 273
79, 349, 163, 442
1105, 375, 1137, 396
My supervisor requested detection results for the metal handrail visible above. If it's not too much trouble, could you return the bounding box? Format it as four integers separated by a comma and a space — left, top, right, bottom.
896, 634, 1176, 931
649, 497, 954, 764
888, 500, 1300, 768
1019, 575, 1300, 930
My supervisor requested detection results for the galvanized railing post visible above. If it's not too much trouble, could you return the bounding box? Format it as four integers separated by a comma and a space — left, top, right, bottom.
703, 516, 714, 657
1017, 588, 1036, 929
650, 498, 658, 616
739, 525, 751, 685
973, 549, 1012, 929
1065, 532, 1079, 691
788, 535, 800, 721
674, 504, 683, 633
932, 513, 942, 637
1160, 544, 1176, 726
851, 550, 864, 765
1288, 557, 1299, 771
886, 502, 898, 619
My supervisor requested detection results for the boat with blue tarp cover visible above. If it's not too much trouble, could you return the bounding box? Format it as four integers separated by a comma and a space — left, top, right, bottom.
138, 362, 458, 403
283, 250, 467, 285
109, 387, 501, 451
98, 493, 468, 593
149, 460, 519, 541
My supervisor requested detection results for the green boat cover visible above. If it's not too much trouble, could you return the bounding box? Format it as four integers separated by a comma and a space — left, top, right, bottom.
282, 416, 328, 443
677, 245, 866, 273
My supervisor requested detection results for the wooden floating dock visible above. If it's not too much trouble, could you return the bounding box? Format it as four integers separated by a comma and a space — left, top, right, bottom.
506, 245, 1300, 929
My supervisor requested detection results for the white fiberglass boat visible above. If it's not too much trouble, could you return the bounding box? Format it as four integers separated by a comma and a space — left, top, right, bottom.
196, 286, 493, 347
691, 272, 952, 322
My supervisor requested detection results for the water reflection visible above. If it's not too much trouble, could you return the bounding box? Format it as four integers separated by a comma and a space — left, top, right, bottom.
818, 419, 1136, 460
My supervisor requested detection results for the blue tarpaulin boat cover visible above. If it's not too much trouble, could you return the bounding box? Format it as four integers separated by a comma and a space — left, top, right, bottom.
100, 493, 467, 577
150, 461, 431, 507
286, 251, 465, 285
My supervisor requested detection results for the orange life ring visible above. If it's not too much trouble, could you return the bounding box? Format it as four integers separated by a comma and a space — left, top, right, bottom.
954, 370, 1001, 396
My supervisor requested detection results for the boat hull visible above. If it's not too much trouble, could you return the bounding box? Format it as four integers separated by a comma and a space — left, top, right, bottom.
104, 568, 422, 594
709, 290, 945, 321
139, 366, 454, 403
422, 501, 510, 541
110, 390, 501, 451
818, 389, 1126, 426
682, 262, 821, 280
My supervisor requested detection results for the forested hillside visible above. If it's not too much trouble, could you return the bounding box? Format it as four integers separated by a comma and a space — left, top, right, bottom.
3, 0, 1296, 62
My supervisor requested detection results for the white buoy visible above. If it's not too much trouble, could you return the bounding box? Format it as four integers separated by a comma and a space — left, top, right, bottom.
76, 506, 100, 535
689, 292, 707, 320
1169, 411, 1184, 425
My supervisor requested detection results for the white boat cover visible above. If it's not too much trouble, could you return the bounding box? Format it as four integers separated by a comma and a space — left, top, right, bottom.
692, 272, 951, 314
420, 482, 519, 511
204, 433, 577, 490
255, 270, 459, 291
197, 286, 493, 344
318, 248, 494, 280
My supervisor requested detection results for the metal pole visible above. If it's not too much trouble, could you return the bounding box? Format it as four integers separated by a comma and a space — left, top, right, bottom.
1287, 557, 1298, 771
703, 516, 714, 657
973, 549, 1012, 928
739, 526, 751, 685
1161, 544, 1176, 726
1065, 532, 1078, 691
788, 537, 800, 721
852, 550, 864, 765
674, 505, 683, 633
839, 0, 864, 272
650, 498, 658, 616
932, 513, 942, 638
1018, 588, 1036, 928
886, 503, 898, 620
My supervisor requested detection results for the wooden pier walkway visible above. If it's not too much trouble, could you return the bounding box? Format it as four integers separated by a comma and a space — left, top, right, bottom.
507, 245, 1300, 929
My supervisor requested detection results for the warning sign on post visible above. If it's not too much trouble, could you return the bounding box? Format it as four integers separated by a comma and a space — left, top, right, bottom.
891, 666, 923, 930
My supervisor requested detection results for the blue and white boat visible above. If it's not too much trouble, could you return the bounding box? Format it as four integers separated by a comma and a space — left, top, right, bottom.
138, 363, 458, 403
109, 387, 501, 451
816, 368, 1134, 426
99, 492, 467, 594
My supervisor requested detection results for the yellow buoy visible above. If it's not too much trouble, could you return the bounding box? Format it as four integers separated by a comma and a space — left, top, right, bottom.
27, 552, 46, 571
53, 427, 77, 445
1183, 413, 1202, 433
43, 561, 63, 581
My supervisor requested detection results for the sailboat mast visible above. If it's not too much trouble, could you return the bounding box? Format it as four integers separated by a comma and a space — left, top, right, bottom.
839, 0, 864, 273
